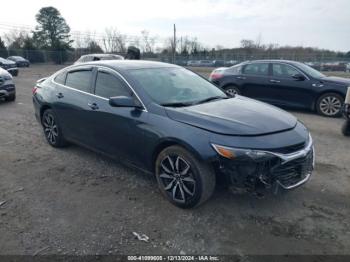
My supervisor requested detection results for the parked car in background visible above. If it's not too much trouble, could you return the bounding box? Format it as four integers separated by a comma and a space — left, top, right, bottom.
346, 63, 350, 73
342, 87, 350, 136
0, 57, 18, 76
212, 60, 225, 67
7, 56, 30, 67
209, 60, 349, 117
322, 62, 347, 72
32, 60, 314, 208
74, 54, 124, 64
224, 60, 239, 67
198, 60, 214, 67
174, 59, 188, 66
305, 62, 322, 71
0, 67, 16, 101
187, 60, 200, 67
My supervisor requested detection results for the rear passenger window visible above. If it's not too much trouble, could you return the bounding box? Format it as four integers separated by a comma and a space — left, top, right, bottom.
54, 71, 66, 85
243, 63, 269, 76
66, 70, 92, 93
95, 71, 131, 98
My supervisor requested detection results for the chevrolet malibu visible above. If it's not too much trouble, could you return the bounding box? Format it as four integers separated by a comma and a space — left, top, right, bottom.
33, 61, 314, 208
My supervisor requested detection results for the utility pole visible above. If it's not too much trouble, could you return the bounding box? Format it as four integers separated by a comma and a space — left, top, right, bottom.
173, 24, 176, 64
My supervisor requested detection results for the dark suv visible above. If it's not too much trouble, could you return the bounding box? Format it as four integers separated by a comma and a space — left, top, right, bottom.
209, 60, 350, 117
0, 67, 16, 101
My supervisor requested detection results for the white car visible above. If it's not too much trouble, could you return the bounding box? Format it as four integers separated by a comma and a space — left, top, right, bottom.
74, 54, 124, 64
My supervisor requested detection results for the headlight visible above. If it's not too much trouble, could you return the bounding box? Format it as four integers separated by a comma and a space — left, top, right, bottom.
211, 144, 275, 162
3, 74, 12, 81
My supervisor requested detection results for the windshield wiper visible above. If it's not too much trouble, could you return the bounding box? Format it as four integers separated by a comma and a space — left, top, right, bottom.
161, 102, 194, 107
194, 96, 228, 105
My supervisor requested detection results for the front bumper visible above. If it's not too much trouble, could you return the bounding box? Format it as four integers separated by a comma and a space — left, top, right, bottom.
215, 137, 314, 194
0, 84, 16, 98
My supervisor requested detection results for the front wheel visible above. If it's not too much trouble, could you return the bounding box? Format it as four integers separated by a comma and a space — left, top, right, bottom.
316, 93, 344, 117
224, 85, 241, 96
41, 109, 68, 147
155, 145, 216, 208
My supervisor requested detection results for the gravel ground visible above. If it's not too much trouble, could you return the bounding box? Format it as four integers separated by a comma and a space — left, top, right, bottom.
0, 64, 349, 256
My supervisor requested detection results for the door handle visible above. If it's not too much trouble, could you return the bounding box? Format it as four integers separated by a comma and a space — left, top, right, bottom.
270, 79, 281, 83
236, 76, 246, 80
56, 92, 64, 99
88, 102, 99, 110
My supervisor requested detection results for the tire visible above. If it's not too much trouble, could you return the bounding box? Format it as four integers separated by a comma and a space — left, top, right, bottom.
342, 120, 350, 136
5, 94, 16, 102
224, 85, 240, 96
155, 145, 216, 208
316, 93, 344, 117
41, 109, 68, 147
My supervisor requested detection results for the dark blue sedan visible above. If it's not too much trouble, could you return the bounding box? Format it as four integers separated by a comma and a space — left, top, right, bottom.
33, 61, 314, 208
209, 60, 350, 117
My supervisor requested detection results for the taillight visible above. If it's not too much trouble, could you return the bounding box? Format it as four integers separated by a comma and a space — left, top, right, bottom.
32, 86, 38, 95
210, 72, 223, 80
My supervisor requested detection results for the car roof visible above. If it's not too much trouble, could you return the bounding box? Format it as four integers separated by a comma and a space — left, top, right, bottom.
242, 59, 303, 65
0, 57, 11, 62
83, 53, 122, 58
79, 60, 180, 70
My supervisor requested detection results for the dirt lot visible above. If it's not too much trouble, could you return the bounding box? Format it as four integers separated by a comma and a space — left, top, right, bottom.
0, 64, 349, 256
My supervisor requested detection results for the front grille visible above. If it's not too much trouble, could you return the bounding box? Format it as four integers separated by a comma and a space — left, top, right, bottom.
272, 150, 313, 187
269, 142, 306, 154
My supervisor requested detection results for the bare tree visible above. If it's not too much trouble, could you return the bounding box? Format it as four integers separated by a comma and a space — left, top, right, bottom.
102, 27, 126, 53
3, 29, 28, 49
140, 30, 157, 53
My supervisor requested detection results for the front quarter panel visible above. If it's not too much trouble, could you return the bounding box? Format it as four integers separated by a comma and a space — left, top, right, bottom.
142, 105, 217, 171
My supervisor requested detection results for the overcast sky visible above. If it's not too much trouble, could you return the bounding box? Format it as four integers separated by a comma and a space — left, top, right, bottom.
1, 0, 349, 51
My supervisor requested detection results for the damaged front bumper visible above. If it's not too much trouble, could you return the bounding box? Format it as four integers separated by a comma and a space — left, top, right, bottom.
214, 135, 314, 194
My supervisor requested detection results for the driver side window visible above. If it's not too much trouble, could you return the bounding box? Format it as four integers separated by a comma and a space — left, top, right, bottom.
272, 63, 299, 78
95, 71, 131, 98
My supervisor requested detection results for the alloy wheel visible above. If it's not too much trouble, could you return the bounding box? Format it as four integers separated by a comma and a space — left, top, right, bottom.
226, 87, 239, 96
319, 96, 342, 116
43, 113, 58, 144
159, 155, 196, 203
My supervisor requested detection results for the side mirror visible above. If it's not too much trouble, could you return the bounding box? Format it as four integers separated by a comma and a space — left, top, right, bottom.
292, 73, 306, 81
109, 96, 140, 108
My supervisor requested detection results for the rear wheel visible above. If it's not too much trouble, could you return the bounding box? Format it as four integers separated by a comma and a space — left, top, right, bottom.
41, 109, 68, 147
155, 145, 216, 208
224, 85, 240, 96
316, 93, 343, 117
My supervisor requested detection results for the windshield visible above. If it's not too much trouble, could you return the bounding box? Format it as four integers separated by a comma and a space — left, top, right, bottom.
297, 62, 325, 78
128, 67, 227, 106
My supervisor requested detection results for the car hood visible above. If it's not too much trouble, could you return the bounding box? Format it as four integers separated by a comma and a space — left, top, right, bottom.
321, 76, 350, 85
165, 96, 297, 136
0, 60, 16, 65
